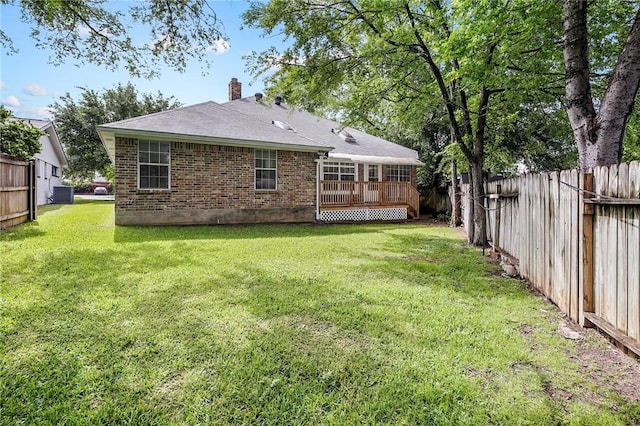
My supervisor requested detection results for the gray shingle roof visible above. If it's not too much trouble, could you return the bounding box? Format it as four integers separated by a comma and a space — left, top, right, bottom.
98, 101, 330, 151
97, 99, 420, 165
223, 97, 421, 164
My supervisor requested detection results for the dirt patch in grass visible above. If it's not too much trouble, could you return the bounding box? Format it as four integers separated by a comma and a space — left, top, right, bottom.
572, 337, 640, 402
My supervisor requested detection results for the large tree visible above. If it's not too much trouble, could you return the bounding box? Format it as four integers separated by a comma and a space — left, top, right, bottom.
245, 0, 561, 245
51, 83, 180, 179
0, 0, 224, 78
563, 1, 640, 170
0, 106, 44, 160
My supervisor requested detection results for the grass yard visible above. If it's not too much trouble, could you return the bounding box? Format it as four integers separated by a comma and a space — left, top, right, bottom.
1, 200, 639, 425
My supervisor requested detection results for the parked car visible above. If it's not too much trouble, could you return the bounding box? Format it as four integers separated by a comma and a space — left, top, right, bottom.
94, 186, 109, 195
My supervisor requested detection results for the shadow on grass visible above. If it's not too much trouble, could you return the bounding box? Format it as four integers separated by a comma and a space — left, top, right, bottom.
73, 198, 115, 205
356, 232, 533, 300
113, 222, 387, 243
5, 220, 639, 425
0, 220, 46, 240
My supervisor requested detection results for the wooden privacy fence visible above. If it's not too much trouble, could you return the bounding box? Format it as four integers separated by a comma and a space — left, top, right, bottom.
461, 161, 640, 356
0, 154, 36, 230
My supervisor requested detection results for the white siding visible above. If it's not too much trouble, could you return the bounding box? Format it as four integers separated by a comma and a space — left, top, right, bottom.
33, 129, 65, 205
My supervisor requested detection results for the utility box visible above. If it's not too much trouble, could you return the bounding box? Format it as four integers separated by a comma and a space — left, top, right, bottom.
52, 186, 74, 204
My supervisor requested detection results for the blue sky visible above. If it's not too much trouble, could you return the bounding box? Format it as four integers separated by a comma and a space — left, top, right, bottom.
0, 1, 281, 119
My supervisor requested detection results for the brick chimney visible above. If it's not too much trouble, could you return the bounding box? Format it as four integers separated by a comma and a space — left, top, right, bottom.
228, 78, 241, 101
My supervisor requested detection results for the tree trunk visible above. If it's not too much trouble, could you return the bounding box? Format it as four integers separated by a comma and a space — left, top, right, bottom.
449, 158, 462, 227
563, 1, 640, 171
468, 159, 486, 246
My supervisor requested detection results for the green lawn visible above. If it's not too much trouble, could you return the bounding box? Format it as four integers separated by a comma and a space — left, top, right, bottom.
1, 200, 638, 425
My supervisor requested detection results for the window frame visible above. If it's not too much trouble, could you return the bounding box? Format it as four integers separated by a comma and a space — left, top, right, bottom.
322, 161, 356, 181
255, 149, 278, 191
389, 165, 411, 182
137, 140, 171, 190
51, 165, 59, 177
367, 164, 380, 182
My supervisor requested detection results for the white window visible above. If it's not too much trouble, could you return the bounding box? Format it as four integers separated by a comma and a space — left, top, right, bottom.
389, 165, 411, 182
255, 149, 277, 190
322, 161, 355, 181
51, 165, 59, 177
138, 140, 170, 189
367, 164, 380, 182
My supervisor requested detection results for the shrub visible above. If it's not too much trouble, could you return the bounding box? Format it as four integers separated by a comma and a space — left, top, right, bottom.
0, 106, 43, 160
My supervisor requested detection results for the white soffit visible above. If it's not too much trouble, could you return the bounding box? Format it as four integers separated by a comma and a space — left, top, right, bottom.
327, 153, 423, 165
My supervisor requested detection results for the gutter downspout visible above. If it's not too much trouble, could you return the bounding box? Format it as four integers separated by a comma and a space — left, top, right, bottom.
315, 157, 322, 220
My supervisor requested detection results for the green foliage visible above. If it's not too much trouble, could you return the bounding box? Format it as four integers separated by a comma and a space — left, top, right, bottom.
50, 82, 180, 179
584, 1, 640, 99
485, 99, 578, 173
1, 202, 638, 424
1, 0, 225, 78
0, 106, 43, 160
244, 1, 565, 182
623, 102, 640, 163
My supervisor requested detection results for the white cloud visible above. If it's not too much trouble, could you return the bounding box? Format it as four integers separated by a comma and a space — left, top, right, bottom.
1, 95, 20, 107
10, 106, 53, 119
0, 81, 5, 90
22, 83, 49, 96
27, 106, 53, 119
206, 39, 230, 55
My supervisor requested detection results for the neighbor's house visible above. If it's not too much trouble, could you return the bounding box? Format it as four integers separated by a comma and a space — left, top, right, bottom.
26, 119, 68, 205
97, 79, 421, 226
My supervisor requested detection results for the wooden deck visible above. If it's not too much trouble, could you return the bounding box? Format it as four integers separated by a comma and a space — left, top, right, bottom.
319, 181, 419, 218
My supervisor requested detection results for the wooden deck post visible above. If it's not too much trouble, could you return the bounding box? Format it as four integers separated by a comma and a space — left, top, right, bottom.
582, 173, 595, 327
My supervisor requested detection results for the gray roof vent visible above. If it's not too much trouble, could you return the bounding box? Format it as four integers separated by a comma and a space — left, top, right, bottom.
255, 93, 263, 101
332, 128, 357, 143
274, 96, 283, 105
272, 120, 296, 132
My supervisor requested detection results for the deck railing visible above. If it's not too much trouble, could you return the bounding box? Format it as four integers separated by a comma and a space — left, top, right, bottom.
320, 180, 420, 217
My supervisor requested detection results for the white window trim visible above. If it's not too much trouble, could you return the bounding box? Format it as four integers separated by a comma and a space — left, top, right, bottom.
322, 160, 357, 181
255, 149, 278, 191
365, 164, 381, 182
137, 140, 171, 190
389, 165, 411, 182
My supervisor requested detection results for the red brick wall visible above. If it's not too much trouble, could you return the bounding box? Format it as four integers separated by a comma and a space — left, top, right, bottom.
114, 138, 317, 224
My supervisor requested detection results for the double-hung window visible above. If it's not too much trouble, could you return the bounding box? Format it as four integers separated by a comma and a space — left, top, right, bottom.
255, 149, 277, 190
138, 140, 170, 189
367, 164, 380, 181
389, 165, 411, 182
322, 161, 355, 181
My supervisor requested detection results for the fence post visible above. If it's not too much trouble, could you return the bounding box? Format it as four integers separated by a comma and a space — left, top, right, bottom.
582, 173, 594, 327
29, 159, 37, 221
493, 184, 502, 259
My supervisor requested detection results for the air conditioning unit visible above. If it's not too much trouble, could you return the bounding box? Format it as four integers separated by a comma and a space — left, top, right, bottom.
52, 186, 74, 204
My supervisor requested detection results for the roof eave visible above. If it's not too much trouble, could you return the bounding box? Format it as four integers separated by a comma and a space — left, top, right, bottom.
96, 127, 334, 157
40, 121, 69, 167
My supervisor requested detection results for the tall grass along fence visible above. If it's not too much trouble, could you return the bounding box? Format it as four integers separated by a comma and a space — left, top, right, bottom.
0, 153, 36, 230
461, 161, 640, 357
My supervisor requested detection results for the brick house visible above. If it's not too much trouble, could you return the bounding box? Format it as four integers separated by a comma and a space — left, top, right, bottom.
97, 79, 421, 225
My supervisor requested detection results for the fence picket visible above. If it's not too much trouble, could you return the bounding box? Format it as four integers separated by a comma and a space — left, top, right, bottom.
604, 165, 619, 326
628, 161, 640, 341
459, 162, 640, 352
617, 163, 629, 333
